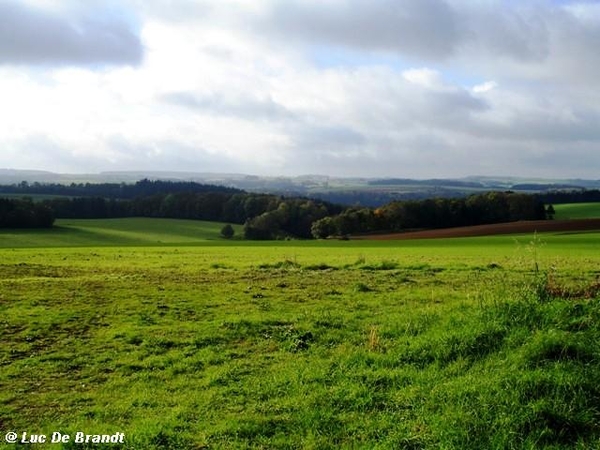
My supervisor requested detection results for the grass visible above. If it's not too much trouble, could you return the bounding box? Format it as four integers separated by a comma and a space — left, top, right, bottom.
554, 202, 600, 220
0, 218, 244, 247
1, 219, 600, 448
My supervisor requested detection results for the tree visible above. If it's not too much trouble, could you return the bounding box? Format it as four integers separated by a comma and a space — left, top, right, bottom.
220, 224, 235, 239
546, 204, 556, 220
0, 198, 54, 228
311, 217, 336, 239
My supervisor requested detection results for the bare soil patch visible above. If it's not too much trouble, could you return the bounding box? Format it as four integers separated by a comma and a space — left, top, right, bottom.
356, 219, 600, 240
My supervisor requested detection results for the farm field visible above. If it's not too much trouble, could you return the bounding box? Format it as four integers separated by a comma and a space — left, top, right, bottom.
554, 202, 600, 220
1, 219, 600, 449
0, 218, 245, 248
358, 218, 600, 240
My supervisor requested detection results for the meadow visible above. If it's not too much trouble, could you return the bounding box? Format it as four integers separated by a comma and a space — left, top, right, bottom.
1, 219, 600, 449
553, 202, 600, 220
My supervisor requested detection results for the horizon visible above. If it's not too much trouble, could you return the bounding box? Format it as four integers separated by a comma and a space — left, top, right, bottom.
1, 167, 599, 186
2, 1, 600, 178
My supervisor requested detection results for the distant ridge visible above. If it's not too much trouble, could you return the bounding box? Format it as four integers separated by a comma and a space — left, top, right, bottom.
2, 169, 600, 207
2, 168, 599, 187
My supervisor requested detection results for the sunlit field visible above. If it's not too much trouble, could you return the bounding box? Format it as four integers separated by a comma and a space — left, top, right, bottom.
1, 219, 600, 448
554, 202, 600, 220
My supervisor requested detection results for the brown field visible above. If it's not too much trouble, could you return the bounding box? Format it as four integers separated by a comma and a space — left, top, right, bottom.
356, 219, 600, 240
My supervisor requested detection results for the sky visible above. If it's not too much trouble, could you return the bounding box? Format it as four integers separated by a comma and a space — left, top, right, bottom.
1, 0, 600, 179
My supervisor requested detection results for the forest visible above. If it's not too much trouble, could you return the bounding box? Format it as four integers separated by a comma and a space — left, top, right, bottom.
1, 179, 592, 237
0, 179, 241, 199
310, 191, 548, 238
0, 198, 55, 228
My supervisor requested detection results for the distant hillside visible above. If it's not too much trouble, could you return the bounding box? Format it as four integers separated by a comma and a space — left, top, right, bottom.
0, 178, 241, 199
0, 218, 244, 248
2, 169, 600, 207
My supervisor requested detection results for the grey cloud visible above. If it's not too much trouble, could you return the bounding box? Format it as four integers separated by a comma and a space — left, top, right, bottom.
8, 134, 246, 174
107, 136, 248, 173
291, 124, 367, 152
518, 146, 600, 175
255, 0, 556, 64
137, 0, 600, 86
7, 134, 116, 173
399, 88, 489, 131
9, 135, 77, 172
276, 120, 373, 175
546, 8, 600, 84
454, 139, 600, 179
343, 72, 490, 133
261, 0, 462, 60
160, 91, 296, 121
0, 1, 143, 66
255, 1, 600, 84
462, 5, 550, 62
453, 2, 600, 84
465, 98, 600, 143
284, 129, 459, 178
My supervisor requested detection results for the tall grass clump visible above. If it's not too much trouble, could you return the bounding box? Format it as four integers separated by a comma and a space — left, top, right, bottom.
420, 266, 600, 449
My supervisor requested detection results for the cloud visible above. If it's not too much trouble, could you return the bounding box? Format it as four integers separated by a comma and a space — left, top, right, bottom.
259, 0, 462, 60
472, 81, 497, 94
160, 91, 295, 121
2, 0, 600, 179
450, 1, 600, 85
248, 0, 600, 86
2, 134, 120, 173
106, 135, 250, 173
460, 2, 550, 62
0, 1, 143, 66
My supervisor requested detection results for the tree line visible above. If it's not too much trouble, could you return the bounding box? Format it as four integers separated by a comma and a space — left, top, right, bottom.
0, 198, 55, 228
311, 192, 549, 238
538, 189, 600, 205
0, 179, 240, 199
39, 191, 342, 239
0, 181, 568, 237
0, 180, 342, 236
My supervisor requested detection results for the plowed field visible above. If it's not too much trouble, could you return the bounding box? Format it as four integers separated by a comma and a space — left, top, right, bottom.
357, 218, 600, 240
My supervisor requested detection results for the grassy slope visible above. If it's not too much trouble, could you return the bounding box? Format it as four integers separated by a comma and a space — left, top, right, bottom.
554, 202, 600, 220
0, 218, 244, 247
1, 223, 600, 448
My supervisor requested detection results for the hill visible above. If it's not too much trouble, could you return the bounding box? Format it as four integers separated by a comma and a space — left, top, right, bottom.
554, 202, 600, 220
3, 169, 600, 206
0, 218, 243, 248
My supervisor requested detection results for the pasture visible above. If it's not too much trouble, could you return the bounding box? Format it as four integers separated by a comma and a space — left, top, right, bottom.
1, 219, 600, 449
0, 218, 244, 248
554, 202, 600, 220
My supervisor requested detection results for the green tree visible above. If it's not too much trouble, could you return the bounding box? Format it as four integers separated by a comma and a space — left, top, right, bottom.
311, 217, 336, 239
220, 224, 235, 239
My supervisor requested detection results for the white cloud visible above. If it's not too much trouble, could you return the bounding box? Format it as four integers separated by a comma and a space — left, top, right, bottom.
1, 0, 600, 179
472, 81, 498, 94
402, 68, 446, 89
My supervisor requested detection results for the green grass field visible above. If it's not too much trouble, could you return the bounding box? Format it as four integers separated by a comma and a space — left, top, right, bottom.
1, 219, 600, 449
0, 218, 244, 248
554, 202, 600, 220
